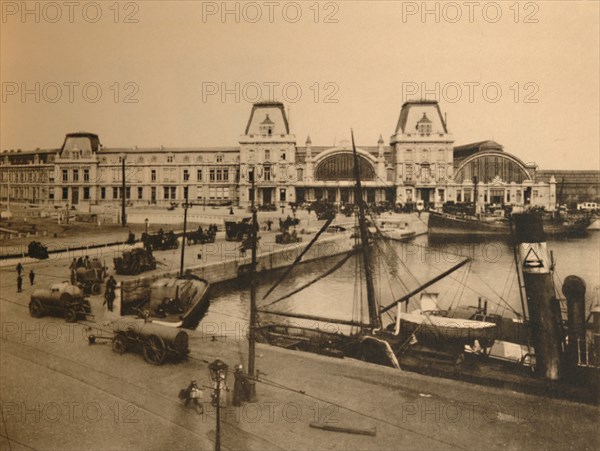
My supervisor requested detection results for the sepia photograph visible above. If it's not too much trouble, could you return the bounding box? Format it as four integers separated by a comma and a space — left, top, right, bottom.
1, 1, 599, 449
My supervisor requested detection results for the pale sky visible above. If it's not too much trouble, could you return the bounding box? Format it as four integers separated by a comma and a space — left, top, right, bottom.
1, 1, 599, 170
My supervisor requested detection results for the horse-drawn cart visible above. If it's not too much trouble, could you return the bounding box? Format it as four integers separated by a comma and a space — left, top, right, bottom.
114, 248, 157, 275
28, 241, 49, 259
73, 259, 107, 295
29, 282, 92, 322
111, 319, 189, 365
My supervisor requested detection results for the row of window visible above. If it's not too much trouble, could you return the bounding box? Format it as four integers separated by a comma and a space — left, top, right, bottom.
61, 187, 91, 200
455, 189, 526, 203
403, 149, 447, 162
55, 167, 240, 184
61, 150, 92, 159
0, 170, 51, 183
57, 186, 234, 202
3, 186, 47, 200
62, 169, 91, 182
246, 149, 287, 162
403, 164, 447, 182
99, 153, 231, 165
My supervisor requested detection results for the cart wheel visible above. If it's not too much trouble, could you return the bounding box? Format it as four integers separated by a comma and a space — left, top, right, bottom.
143, 335, 167, 365
112, 334, 128, 354
65, 308, 77, 323
91, 283, 101, 295
29, 299, 44, 318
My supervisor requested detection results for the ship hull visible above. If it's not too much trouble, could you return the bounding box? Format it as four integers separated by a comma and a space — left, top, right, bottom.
428, 211, 590, 238
150, 276, 210, 329
121, 275, 210, 329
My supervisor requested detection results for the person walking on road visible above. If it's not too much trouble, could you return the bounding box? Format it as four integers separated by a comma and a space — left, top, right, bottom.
16, 262, 23, 276
29, 269, 35, 286
179, 380, 203, 414
17, 274, 23, 293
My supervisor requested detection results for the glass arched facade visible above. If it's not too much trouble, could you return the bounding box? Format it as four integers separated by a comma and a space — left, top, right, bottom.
454, 153, 530, 183
315, 153, 376, 181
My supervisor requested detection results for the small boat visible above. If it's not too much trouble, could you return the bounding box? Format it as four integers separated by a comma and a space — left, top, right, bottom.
120, 275, 210, 329
146, 275, 210, 328
397, 293, 497, 346
369, 219, 416, 242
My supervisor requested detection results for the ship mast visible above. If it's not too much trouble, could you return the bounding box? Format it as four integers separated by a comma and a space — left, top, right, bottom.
351, 130, 380, 329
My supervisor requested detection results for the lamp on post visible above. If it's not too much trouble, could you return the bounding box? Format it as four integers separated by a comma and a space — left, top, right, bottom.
144, 218, 149, 234
208, 359, 228, 451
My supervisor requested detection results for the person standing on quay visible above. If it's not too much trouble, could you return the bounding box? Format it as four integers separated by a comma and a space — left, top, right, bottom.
104, 275, 117, 312
17, 274, 23, 293
29, 269, 35, 286
232, 364, 249, 407
16, 262, 23, 276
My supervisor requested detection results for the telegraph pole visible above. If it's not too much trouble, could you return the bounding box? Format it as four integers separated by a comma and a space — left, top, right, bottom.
180, 189, 189, 278
6, 178, 10, 212
121, 155, 127, 226
247, 166, 258, 402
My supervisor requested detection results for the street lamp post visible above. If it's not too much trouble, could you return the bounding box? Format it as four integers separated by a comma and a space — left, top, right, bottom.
121, 154, 127, 227
145, 218, 149, 234
247, 166, 258, 402
208, 359, 228, 451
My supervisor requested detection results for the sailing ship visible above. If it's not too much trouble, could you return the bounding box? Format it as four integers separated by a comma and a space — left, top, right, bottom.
254, 130, 599, 403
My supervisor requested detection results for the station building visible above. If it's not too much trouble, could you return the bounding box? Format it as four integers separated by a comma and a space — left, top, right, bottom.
1, 100, 594, 212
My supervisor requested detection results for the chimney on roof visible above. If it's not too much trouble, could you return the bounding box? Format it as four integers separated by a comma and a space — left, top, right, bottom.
306, 135, 312, 159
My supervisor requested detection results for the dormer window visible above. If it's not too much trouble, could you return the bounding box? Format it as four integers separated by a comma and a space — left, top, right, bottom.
167, 155, 174, 163
416, 112, 432, 135
259, 114, 275, 136
216, 154, 224, 163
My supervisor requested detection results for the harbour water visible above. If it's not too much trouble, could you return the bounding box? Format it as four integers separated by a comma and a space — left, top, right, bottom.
201, 232, 600, 336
